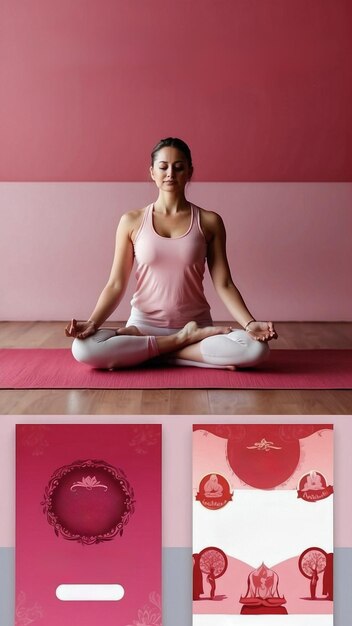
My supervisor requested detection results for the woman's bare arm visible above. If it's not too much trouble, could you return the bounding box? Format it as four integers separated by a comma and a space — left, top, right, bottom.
88, 213, 135, 325
203, 210, 277, 341
65, 212, 138, 338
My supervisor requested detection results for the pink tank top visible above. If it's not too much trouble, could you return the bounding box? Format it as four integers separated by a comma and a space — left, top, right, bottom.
131, 204, 212, 328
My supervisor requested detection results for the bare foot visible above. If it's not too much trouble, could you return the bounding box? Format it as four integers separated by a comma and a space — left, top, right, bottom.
176, 322, 231, 347
115, 325, 144, 337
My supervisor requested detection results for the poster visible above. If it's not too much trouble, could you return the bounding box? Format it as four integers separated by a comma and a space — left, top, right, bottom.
193, 424, 333, 624
16, 424, 162, 626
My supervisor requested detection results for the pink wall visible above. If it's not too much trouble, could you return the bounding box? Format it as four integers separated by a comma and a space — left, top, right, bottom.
1, 182, 351, 322
1, 3, 351, 321
0, 0, 351, 182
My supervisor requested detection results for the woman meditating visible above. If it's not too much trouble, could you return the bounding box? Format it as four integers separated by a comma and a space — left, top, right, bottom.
66, 138, 277, 369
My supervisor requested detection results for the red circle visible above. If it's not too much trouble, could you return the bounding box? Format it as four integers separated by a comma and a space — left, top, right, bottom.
227, 426, 300, 488
298, 547, 327, 579
199, 547, 228, 578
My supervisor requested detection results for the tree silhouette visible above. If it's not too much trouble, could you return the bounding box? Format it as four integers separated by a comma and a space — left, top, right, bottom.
198, 547, 228, 600
199, 547, 228, 578
298, 547, 327, 599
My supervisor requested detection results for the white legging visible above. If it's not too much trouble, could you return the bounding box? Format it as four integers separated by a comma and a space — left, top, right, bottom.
71, 325, 269, 370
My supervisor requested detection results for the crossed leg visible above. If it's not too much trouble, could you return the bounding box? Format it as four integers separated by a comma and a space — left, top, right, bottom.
168, 330, 269, 369
71, 322, 241, 370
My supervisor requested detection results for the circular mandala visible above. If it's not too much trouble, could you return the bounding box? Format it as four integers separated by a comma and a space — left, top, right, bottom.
42, 459, 135, 544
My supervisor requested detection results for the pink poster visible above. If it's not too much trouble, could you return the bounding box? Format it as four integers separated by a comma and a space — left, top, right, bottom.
16, 424, 161, 626
193, 424, 333, 625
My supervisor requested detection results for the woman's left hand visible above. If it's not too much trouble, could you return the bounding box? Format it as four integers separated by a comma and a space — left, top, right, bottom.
245, 321, 278, 342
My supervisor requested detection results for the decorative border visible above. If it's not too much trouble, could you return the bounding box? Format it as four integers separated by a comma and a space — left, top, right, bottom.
42, 459, 135, 545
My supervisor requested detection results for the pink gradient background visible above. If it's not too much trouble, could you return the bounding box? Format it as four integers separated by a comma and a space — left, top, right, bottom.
1, 1, 351, 182
1, 182, 351, 321
1, 414, 351, 549
16, 424, 161, 626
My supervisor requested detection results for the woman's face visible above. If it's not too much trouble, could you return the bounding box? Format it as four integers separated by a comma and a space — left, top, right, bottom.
150, 146, 193, 192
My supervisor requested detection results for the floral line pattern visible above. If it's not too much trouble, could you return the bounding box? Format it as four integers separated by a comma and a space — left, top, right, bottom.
70, 475, 108, 491
19, 425, 50, 456
15, 591, 43, 625
129, 426, 161, 455
126, 591, 162, 626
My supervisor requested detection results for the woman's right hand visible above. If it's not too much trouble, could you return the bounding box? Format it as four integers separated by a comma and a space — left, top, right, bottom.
65, 319, 97, 339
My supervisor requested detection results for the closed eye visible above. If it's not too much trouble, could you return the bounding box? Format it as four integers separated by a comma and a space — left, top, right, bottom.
158, 161, 185, 169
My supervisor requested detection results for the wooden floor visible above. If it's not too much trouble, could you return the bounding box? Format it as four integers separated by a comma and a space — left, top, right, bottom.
1, 321, 351, 415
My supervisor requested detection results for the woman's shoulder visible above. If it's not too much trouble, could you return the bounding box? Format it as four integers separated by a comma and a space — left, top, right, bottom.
195, 205, 224, 238
120, 206, 148, 222
118, 206, 150, 239
197, 206, 223, 223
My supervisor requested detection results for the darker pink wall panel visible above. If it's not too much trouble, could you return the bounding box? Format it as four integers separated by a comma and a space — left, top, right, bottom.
0, 0, 351, 181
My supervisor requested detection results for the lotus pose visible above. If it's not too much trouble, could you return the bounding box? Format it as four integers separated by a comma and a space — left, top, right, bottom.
66, 138, 277, 369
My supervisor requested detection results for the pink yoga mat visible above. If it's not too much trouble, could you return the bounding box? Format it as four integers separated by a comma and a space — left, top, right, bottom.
0, 349, 351, 389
